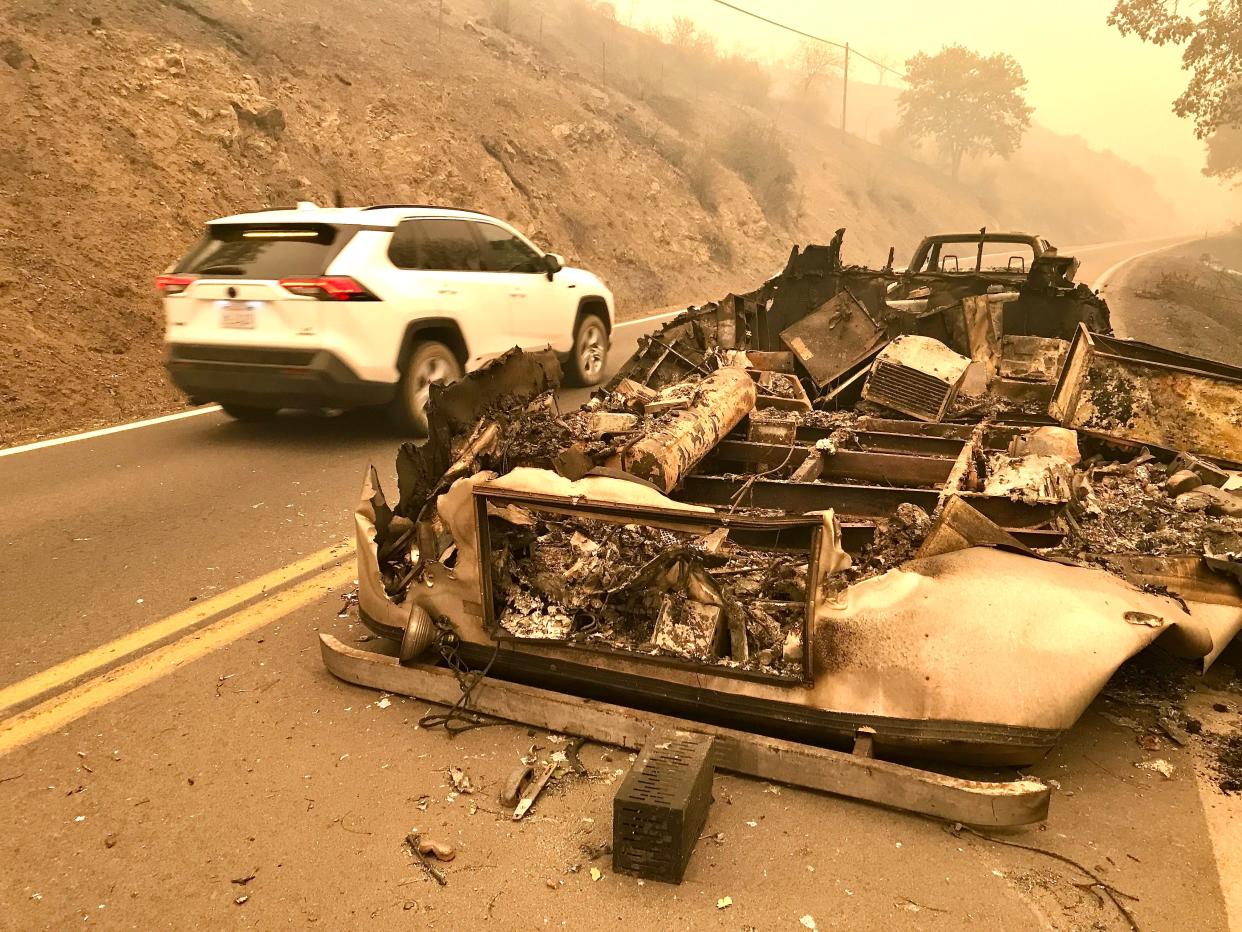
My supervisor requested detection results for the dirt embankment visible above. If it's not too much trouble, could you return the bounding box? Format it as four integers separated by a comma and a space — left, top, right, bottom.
0, 0, 1182, 444
1109, 233, 1242, 367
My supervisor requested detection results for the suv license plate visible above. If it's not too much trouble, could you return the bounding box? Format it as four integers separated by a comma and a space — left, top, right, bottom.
220, 303, 255, 329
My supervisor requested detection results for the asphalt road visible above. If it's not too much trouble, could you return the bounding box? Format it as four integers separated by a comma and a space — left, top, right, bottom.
2, 232, 1237, 931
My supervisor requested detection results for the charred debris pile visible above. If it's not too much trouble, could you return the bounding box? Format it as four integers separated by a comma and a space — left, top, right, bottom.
367, 231, 1242, 686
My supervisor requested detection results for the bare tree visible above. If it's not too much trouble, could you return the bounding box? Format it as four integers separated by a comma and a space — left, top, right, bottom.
793, 40, 840, 92
871, 51, 898, 86
669, 15, 697, 49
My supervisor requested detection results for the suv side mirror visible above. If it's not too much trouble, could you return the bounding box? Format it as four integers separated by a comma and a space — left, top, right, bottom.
543, 253, 564, 280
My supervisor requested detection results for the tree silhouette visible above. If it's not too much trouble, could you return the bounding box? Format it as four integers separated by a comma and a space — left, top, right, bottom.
1207, 126, 1242, 185
897, 45, 1032, 179
793, 41, 840, 94
1109, 0, 1242, 182
669, 15, 697, 49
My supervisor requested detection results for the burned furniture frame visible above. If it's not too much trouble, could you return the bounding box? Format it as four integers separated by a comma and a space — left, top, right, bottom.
676, 415, 1067, 548
1051, 324, 1242, 467
471, 486, 823, 688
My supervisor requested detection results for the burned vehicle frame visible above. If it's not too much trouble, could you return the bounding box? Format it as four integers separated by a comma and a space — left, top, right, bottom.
903, 230, 1052, 277
329, 228, 1242, 804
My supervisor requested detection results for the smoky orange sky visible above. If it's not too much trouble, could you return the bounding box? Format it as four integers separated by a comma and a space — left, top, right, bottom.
625, 0, 1242, 229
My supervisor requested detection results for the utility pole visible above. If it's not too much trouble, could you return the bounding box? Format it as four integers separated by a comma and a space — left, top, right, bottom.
840, 42, 849, 134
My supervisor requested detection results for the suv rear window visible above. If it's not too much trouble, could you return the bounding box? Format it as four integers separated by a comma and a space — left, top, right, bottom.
175, 224, 346, 278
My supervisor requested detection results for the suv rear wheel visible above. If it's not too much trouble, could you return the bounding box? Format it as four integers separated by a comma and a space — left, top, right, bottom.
566, 312, 609, 387
221, 403, 278, 421
390, 340, 463, 435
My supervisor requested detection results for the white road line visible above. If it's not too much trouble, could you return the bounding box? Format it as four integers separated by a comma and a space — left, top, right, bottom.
1091, 238, 1196, 291
1060, 234, 1193, 255
0, 405, 222, 459
614, 308, 682, 330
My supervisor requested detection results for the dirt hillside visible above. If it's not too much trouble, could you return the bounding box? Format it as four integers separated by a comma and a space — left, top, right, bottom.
1107, 233, 1242, 366
0, 0, 1181, 443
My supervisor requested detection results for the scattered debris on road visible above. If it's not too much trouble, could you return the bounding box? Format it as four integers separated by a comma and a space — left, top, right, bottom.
404, 832, 450, 886
324, 232, 1241, 866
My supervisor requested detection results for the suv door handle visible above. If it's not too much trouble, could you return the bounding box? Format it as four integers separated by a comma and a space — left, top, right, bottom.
437, 288, 458, 296
509, 291, 527, 298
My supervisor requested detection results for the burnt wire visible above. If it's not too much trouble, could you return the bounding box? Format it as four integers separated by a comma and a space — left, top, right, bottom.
417, 618, 505, 736
947, 823, 1140, 931
727, 438, 800, 513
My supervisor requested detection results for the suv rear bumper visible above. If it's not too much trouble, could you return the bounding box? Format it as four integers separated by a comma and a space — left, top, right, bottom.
165, 344, 396, 408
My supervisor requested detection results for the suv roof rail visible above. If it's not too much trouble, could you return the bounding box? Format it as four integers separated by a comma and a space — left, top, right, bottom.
362, 203, 483, 213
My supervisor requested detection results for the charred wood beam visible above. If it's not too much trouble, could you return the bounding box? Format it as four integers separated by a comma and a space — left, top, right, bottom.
953, 493, 1061, 529
779, 521, 1063, 559
622, 368, 757, 492
1008, 528, 1068, 548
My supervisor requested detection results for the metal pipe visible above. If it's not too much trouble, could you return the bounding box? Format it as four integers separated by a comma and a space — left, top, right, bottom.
841, 42, 850, 133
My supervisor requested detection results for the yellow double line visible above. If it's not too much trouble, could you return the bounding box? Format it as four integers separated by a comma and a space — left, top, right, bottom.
0, 540, 355, 756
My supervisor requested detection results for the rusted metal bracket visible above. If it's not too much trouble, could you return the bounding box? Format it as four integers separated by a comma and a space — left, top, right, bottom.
320, 634, 1050, 827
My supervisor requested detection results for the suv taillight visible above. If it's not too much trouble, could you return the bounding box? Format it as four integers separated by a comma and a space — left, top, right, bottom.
278, 276, 377, 301
156, 274, 196, 296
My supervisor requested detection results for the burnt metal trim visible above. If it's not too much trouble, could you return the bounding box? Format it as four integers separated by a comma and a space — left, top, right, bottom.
952, 494, 1061, 529
675, 475, 941, 518
450, 638, 1062, 766
855, 418, 977, 440
702, 443, 956, 488
792, 426, 966, 458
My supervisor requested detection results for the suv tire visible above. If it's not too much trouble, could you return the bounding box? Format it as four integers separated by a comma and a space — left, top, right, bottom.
221, 403, 278, 421
566, 312, 609, 387
390, 340, 464, 435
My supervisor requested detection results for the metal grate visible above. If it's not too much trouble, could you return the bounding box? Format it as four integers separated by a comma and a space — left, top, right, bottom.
613, 731, 715, 884
864, 359, 956, 422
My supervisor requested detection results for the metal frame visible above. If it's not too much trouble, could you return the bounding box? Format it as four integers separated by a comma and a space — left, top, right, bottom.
472, 486, 824, 687
1051, 324, 1242, 467
320, 634, 1053, 825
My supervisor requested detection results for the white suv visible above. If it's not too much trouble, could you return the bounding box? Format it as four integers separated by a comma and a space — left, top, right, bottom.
159, 203, 614, 432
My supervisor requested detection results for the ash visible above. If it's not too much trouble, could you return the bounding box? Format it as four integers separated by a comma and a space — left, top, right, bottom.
1061, 461, 1242, 557
488, 510, 809, 678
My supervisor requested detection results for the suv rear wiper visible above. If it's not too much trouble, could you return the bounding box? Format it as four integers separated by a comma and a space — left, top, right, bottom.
197, 265, 246, 275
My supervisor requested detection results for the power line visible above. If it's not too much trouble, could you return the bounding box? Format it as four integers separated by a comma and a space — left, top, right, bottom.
700, 0, 904, 79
